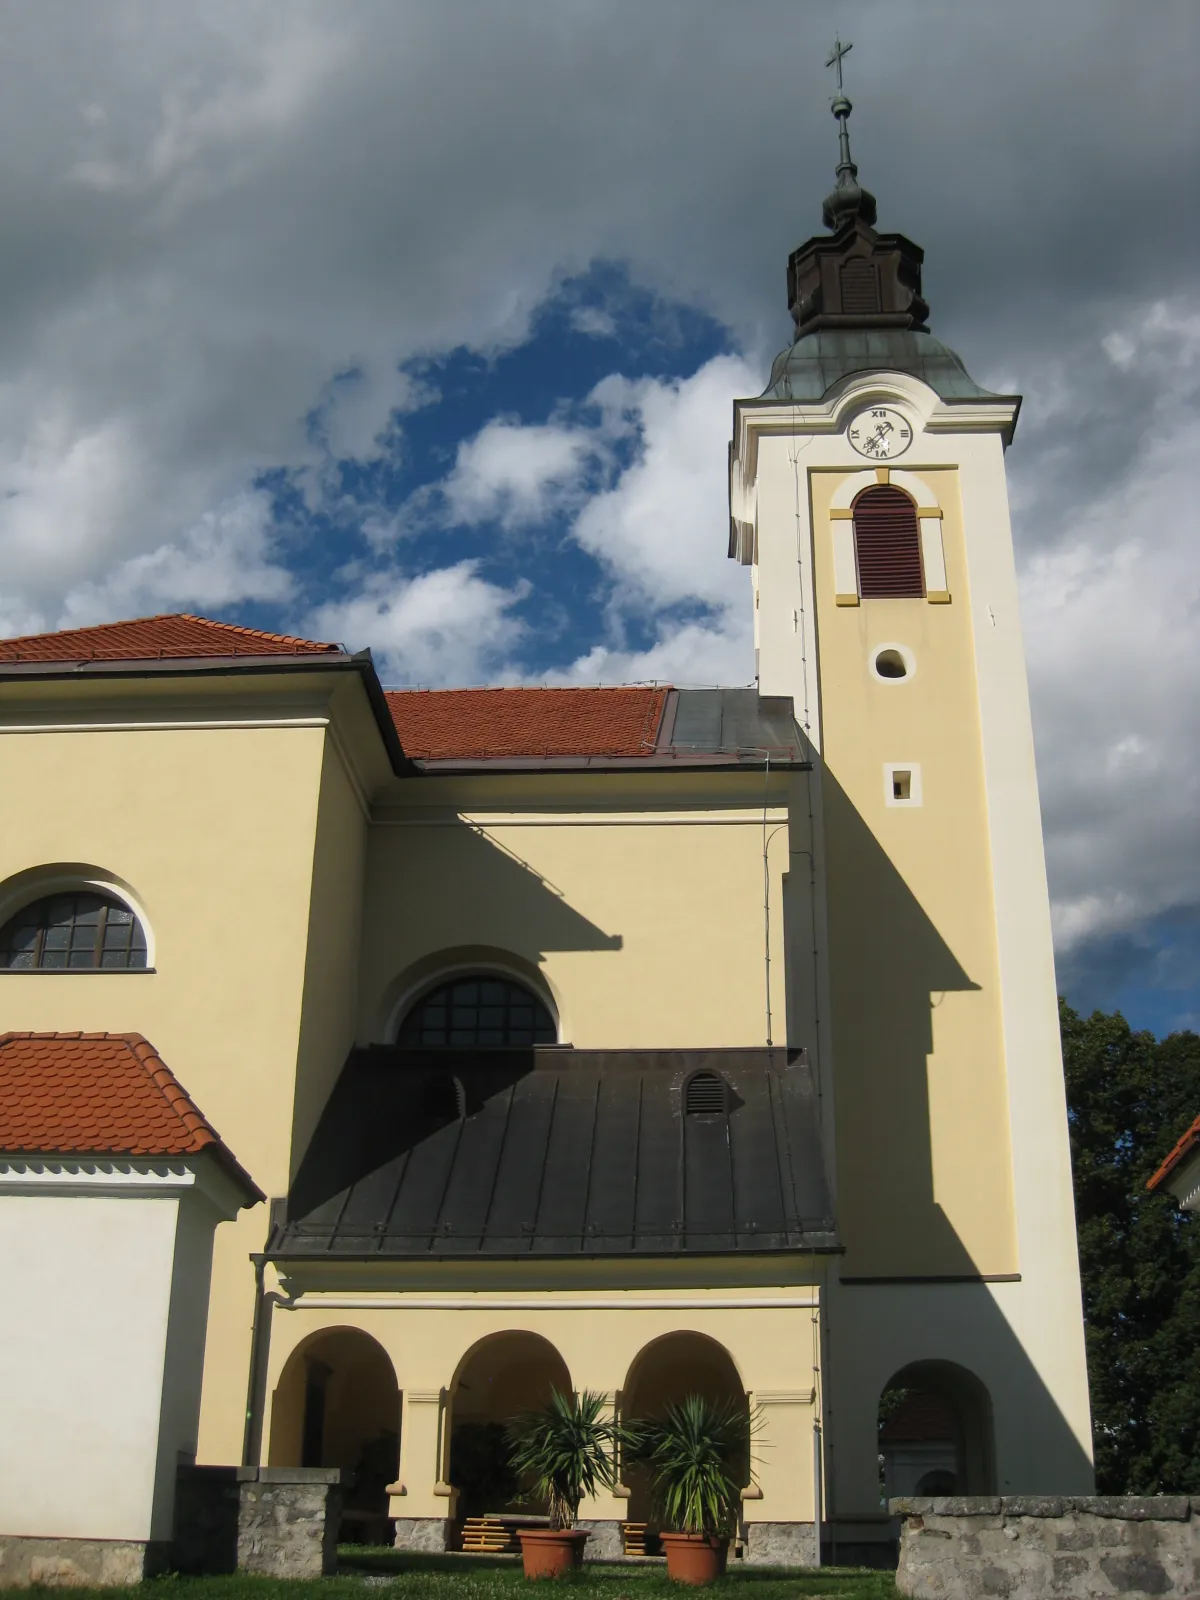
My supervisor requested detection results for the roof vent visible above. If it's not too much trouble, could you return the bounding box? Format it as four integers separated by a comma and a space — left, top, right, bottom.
685, 1071, 728, 1116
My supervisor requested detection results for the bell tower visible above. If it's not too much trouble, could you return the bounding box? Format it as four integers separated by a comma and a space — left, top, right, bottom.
729, 39, 1094, 1521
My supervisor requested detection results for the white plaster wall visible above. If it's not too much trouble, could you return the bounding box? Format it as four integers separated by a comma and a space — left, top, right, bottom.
0, 1192, 178, 1540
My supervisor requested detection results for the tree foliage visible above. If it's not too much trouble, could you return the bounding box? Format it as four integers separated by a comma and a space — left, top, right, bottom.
1062, 999, 1200, 1492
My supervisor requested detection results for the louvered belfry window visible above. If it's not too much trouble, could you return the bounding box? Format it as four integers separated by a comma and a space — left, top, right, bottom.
840, 257, 881, 315
853, 485, 925, 598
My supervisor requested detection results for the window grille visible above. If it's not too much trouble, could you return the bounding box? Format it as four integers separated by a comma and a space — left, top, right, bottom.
684, 1071, 728, 1115
398, 975, 556, 1047
853, 485, 925, 598
0, 892, 148, 970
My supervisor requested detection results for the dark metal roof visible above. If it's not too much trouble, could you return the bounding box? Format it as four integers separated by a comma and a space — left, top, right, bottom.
272, 1047, 837, 1259
759, 328, 1012, 405
412, 688, 809, 774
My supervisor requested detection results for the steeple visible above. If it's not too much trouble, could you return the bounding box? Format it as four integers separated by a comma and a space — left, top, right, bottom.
820, 37, 877, 232
784, 37, 929, 343
761, 39, 999, 403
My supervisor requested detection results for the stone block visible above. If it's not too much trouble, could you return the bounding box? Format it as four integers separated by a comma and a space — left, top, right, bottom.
575, 1520, 623, 1561
741, 1520, 817, 1567
1067, 1496, 1190, 1521
0, 1537, 168, 1588
1001, 1496, 1064, 1517
933, 1497, 1001, 1516
391, 1517, 449, 1554
172, 1464, 342, 1579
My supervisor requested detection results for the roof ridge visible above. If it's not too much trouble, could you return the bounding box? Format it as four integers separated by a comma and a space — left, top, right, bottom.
0, 612, 342, 657
122, 1033, 219, 1154
173, 613, 342, 653
384, 684, 675, 697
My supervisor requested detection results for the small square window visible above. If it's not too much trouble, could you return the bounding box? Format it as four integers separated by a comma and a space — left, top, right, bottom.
884, 762, 923, 807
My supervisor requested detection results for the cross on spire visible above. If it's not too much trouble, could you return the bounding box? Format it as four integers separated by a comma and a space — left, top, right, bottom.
819, 34, 877, 232
825, 35, 852, 95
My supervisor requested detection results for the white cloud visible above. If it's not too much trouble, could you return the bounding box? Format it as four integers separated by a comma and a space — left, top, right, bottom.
57, 493, 294, 629
574, 356, 757, 612
440, 419, 598, 530
309, 560, 529, 686
1020, 298, 1200, 953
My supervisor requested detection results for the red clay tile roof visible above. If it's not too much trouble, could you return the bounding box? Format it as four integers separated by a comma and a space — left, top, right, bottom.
0, 613, 342, 663
1147, 1112, 1200, 1192
385, 685, 669, 760
0, 1031, 261, 1197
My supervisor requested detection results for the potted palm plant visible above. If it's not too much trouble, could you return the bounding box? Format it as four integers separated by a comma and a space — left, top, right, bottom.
635, 1395, 750, 1585
505, 1388, 626, 1579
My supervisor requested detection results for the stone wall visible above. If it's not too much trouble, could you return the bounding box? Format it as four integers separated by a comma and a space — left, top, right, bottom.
892, 1495, 1200, 1599
173, 1466, 343, 1579
0, 1537, 168, 1587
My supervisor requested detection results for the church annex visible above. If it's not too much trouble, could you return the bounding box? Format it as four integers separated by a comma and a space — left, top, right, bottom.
0, 64, 1093, 1573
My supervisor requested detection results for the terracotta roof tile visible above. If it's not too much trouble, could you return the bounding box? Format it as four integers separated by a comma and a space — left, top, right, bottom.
0, 613, 342, 663
1147, 1111, 1200, 1192
0, 1031, 261, 1196
385, 685, 668, 760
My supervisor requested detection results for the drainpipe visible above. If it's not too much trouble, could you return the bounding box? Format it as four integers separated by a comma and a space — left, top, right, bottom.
242, 1253, 268, 1467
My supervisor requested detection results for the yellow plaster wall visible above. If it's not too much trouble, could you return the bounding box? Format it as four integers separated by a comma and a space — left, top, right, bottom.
289, 738, 369, 1171
361, 779, 789, 1050
261, 1290, 821, 1524
809, 468, 1017, 1276
0, 712, 332, 1461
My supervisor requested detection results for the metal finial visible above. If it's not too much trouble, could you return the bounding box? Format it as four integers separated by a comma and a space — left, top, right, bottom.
821, 36, 877, 231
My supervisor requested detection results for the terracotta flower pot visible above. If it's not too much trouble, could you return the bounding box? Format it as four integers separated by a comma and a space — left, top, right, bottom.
516, 1527, 590, 1579
659, 1531, 728, 1585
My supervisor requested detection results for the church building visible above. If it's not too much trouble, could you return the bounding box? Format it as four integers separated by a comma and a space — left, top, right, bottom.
0, 60, 1093, 1574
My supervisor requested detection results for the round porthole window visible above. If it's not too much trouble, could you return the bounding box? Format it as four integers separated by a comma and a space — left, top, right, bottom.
871, 645, 915, 683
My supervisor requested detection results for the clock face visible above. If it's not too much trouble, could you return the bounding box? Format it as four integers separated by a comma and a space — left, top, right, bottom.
848, 406, 913, 460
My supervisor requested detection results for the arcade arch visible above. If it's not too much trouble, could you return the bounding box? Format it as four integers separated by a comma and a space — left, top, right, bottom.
877, 1360, 995, 1499
620, 1332, 748, 1527
268, 1328, 399, 1535
447, 1331, 572, 1520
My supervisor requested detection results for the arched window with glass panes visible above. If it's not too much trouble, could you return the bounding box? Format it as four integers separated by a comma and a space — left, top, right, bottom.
397, 973, 556, 1047
0, 890, 148, 970
852, 484, 925, 598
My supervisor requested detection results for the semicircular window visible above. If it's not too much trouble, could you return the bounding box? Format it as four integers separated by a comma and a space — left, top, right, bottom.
398, 975, 556, 1048
0, 891, 148, 971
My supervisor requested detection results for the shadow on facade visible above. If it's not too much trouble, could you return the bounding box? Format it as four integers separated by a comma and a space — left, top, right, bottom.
789, 765, 1094, 1542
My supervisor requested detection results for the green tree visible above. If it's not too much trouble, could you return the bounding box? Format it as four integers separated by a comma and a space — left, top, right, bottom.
1061, 999, 1200, 1491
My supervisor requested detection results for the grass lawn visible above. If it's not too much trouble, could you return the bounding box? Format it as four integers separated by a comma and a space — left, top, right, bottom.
56, 1550, 898, 1600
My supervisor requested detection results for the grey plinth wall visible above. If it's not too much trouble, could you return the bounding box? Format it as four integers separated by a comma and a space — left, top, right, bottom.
0, 1536, 169, 1587
173, 1465, 343, 1578
892, 1495, 1200, 1599
391, 1517, 451, 1554
575, 1520, 623, 1561
742, 1521, 818, 1567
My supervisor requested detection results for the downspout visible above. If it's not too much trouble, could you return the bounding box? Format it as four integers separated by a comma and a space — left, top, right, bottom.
242, 1253, 268, 1467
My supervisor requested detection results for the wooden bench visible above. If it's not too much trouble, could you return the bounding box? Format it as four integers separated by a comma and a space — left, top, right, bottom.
461, 1517, 513, 1553
621, 1522, 649, 1556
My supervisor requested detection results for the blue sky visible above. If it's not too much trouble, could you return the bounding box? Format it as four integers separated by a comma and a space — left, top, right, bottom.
0, 2, 1194, 1040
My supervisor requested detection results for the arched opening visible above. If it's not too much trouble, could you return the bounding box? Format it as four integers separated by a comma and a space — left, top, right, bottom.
621, 1333, 748, 1529
448, 1332, 572, 1522
269, 1328, 399, 1543
877, 1361, 996, 1500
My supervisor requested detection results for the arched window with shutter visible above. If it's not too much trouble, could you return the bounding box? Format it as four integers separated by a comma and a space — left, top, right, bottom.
852, 485, 925, 598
